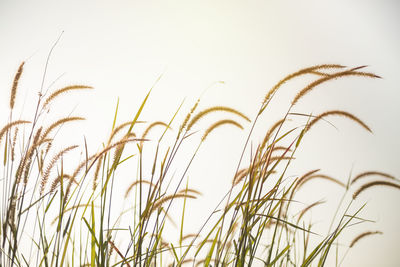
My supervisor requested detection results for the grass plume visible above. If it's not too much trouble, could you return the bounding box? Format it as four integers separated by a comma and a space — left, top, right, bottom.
188, 106, 250, 131
350, 171, 396, 185
292, 68, 380, 106
1, 62, 396, 267
43, 85, 93, 108
10, 61, 25, 109
201, 119, 243, 141
307, 110, 371, 133
40, 145, 78, 194
40, 116, 85, 142
350, 231, 383, 248
353, 181, 400, 199
0, 120, 30, 146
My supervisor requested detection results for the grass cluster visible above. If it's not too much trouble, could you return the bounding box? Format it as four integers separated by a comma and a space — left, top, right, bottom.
1, 60, 398, 267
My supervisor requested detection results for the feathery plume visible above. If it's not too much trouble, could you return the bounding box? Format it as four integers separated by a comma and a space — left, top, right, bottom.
10, 61, 25, 109
350, 231, 382, 248
307, 110, 371, 133
40, 145, 78, 195
0, 120, 30, 147
179, 98, 200, 134
125, 180, 155, 198
49, 174, 78, 194
292, 68, 380, 106
262, 64, 345, 109
149, 194, 196, 216
353, 181, 400, 199
297, 174, 345, 190
107, 120, 144, 145
297, 200, 325, 222
201, 119, 243, 142
11, 128, 19, 161
350, 171, 396, 185
260, 118, 286, 151
188, 106, 250, 131
43, 85, 93, 108
140, 121, 170, 147
40, 117, 85, 142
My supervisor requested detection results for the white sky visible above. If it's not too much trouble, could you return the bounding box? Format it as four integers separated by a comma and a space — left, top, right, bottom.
1, 0, 399, 266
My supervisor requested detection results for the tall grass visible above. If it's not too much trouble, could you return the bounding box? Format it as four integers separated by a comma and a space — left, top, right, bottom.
0, 60, 398, 267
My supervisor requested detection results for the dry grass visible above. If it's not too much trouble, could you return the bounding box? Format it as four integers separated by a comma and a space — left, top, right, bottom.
0, 62, 396, 267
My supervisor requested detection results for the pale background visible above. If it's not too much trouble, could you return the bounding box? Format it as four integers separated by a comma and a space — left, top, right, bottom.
1, 0, 399, 266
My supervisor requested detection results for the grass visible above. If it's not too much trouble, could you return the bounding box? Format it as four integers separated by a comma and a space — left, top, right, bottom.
0, 58, 398, 267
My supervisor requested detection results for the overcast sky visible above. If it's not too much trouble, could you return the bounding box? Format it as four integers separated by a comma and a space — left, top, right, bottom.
1, 0, 399, 266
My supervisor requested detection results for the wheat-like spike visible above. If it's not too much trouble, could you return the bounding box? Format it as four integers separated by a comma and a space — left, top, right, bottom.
40, 117, 85, 142
43, 85, 93, 108
32, 127, 43, 147
124, 180, 155, 198
233, 168, 250, 185
232, 148, 289, 186
49, 174, 78, 194
0, 120, 31, 147
307, 110, 371, 133
8, 195, 17, 232
97, 138, 145, 158
179, 98, 200, 134
10, 61, 25, 109
291, 169, 321, 194
20, 128, 43, 183
350, 171, 396, 185
71, 154, 97, 180
263, 64, 346, 106
11, 128, 19, 162
111, 132, 139, 169
292, 68, 380, 105
353, 181, 400, 199
63, 176, 76, 203
17, 127, 44, 184
260, 118, 286, 151
44, 139, 53, 156
107, 120, 144, 145
92, 155, 103, 190
232, 163, 277, 186
140, 121, 170, 147
149, 194, 196, 216
201, 119, 243, 142
188, 106, 250, 131
297, 200, 325, 222
40, 145, 78, 195
141, 121, 169, 139
112, 134, 131, 169
92, 138, 146, 189
22, 159, 33, 185
297, 174, 345, 190
350, 231, 382, 248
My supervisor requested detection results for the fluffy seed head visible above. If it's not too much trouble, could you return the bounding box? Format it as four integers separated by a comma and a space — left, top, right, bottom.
10, 61, 25, 109
188, 106, 250, 131
201, 119, 243, 142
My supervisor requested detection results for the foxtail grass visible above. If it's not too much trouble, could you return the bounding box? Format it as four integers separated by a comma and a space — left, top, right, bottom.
0, 62, 396, 267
